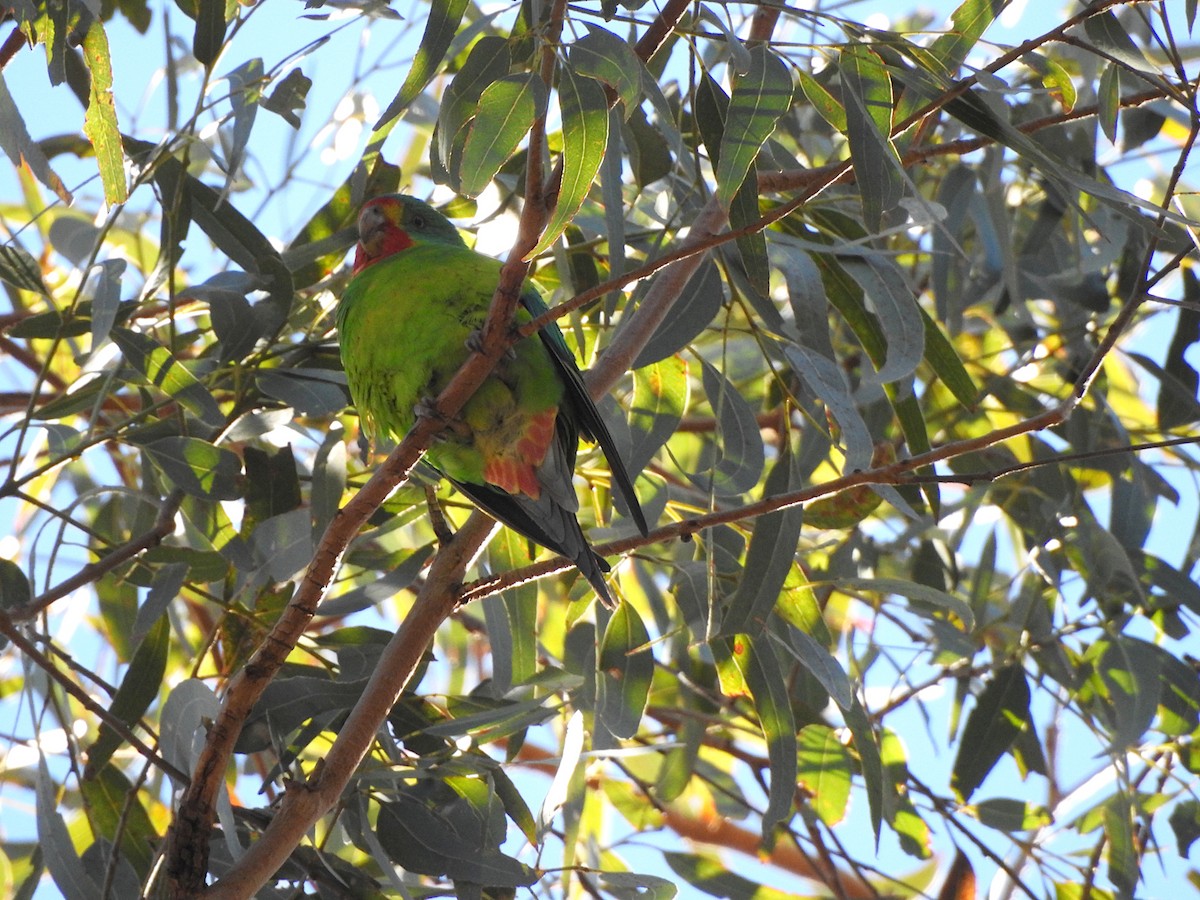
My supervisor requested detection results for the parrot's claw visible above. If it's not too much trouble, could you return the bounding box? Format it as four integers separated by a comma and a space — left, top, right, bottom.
414, 396, 470, 440
465, 328, 517, 362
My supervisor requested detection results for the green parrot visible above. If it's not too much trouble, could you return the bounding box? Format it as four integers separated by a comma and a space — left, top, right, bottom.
336, 194, 648, 607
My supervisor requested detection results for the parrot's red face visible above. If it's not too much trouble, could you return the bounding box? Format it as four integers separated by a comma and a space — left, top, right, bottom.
353, 196, 413, 274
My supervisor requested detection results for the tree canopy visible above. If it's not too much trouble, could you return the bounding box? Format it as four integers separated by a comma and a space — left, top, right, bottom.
1, 0, 1199, 898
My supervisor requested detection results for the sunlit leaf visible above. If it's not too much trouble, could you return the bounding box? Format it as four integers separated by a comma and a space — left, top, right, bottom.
715, 45, 792, 210
459, 74, 546, 197
81, 21, 126, 205
526, 67, 608, 260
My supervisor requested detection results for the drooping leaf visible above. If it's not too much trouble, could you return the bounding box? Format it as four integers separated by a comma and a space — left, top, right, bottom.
721, 453, 803, 635
570, 25, 643, 114
191, 0, 226, 68
459, 73, 546, 197
692, 359, 765, 496
85, 614, 170, 772
951, 665, 1031, 802
597, 601, 653, 739
111, 328, 224, 427
38, 758, 100, 899
81, 20, 126, 205
374, 0, 471, 131
0, 244, 50, 296
715, 46, 792, 210
727, 634, 796, 843
143, 437, 242, 500
633, 259, 724, 368
435, 35, 511, 188
840, 43, 904, 231
526, 67, 608, 260
78, 763, 157, 877
797, 724, 853, 825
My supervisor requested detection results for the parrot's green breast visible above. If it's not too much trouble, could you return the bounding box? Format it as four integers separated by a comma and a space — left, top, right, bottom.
336, 240, 564, 487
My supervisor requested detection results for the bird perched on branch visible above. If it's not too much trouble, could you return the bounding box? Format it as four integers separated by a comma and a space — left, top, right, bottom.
336, 194, 647, 607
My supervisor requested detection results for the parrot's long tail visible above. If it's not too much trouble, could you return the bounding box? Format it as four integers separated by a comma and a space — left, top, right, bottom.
449, 478, 619, 608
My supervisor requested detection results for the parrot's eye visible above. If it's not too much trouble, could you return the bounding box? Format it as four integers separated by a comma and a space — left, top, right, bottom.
411, 214, 426, 230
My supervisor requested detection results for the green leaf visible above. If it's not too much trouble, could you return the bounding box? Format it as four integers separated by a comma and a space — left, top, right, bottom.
921, 305, 978, 409
376, 791, 538, 887
0, 244, 50, 296
86, 614, 171, 772
781, 343, 874, 472
435, 35, 511, 189
628, 356, 688, 474
241, 445, 302, 534
1169, 800, 1200, 857
974, 797, 1051, 832
159, 679, 221, 773
692, 359, 764, 496
951, 665, 1031, 801
797, 724, 852, 825
598, 601, 653, 739
459, 73, 546, 197
88, 259, 125, 350
0, 558, 32, 613
895, 0, 1000, 123
840, 255, 924, 386
721, 453, 803, 635
844, 694, 886, 842
1098, 637, 1162, 751
484, 530, 539, 694
841, 43, 904, 231
1098, 62, 1120, 145
191, 0, 226, 68
223, 57, 263, 195
81, 20, 126, 205
78, 764, 157, 878
727, 635, 796, 842
665, 852, 794, 900
526, 68, 608, 260
144, 437, 241, 500
797, 68, 846, 132
38, 758, 100, 899
110, 328, 224, 427
260, 67, 311, 128
715, 46, 792, 210
570, 25, 643, 114
373, 0, 470, 131
1158, 269, 1200, 429
840, 576, 974, 631
633, 259, 724, 368
1104, 793, 1138, 897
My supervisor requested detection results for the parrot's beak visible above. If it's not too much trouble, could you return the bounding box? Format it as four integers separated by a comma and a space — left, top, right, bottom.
357, 201, 393, 244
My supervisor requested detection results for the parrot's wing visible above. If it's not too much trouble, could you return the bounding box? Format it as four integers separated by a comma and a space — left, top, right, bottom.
521, 289, 650, 537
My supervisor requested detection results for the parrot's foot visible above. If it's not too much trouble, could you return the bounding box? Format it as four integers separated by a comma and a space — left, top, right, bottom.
465, 328, 517, 361
414, 396, 470, 440
424, 484, 455, 545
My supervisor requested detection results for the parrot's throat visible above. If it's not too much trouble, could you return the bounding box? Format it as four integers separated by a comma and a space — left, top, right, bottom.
352, 227, 413, 273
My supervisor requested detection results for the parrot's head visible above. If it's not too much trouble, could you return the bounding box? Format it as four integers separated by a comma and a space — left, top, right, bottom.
352, 194, 465, 274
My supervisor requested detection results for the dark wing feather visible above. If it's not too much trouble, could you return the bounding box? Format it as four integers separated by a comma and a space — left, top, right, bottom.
445, 475, 616, 608
521, 288, 650, 537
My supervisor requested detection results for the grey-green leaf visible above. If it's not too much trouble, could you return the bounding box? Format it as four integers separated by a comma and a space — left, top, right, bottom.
715, 45, 792, 209
598, 601, 653, 739
526, 68, 608, 260
841, 43, 904, 231
144, 437, 242, 500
